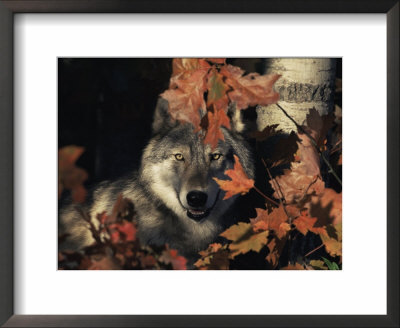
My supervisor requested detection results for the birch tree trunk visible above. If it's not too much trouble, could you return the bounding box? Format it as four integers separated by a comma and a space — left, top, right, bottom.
257, 58, 337, 132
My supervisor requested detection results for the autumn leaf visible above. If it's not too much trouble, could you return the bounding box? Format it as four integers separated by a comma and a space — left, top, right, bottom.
213, 155, 254, 199
320, 222, 342, 257
58, 145, 88, 203
161, 59, 210, 129
108, 220, 137, 243
338, 154, 342, 165
194, 243, 230, 270
139, 254, 157, 269
309, 259, 328, 270
250, 205, 290, 239
205, 58, 226, 64
307, 188, 342, 226
270, 133, 325, 203
304, 107, 335, 149
206, 68, 230, 112
159, 246, 187, 270
203, 108, 231, 149
58, 145, 85, 167
200, 251, 230, 270
248, 124, 282, 142
207, 243, 223, 254
220, 64, 280, 110
265, 237, 288, 269
171, 58, 211, 79
292, 214, 327, 236
220, 222, 269, 258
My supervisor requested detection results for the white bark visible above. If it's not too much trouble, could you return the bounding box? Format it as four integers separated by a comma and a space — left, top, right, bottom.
257, 58, 336, 133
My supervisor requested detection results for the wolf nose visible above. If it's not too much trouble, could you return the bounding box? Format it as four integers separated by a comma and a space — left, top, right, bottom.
186, 191, 208, 208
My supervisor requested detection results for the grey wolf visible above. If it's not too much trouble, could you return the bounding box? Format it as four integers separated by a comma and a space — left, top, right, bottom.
59, 98, 254, 263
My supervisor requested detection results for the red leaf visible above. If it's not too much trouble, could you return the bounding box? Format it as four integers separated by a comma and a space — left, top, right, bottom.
58, 145, 85, 168
159, 246, 187, 270
213, 155, 254, 199
220, 64, 280, 110
139, 254, 157, 269
161, 59, 211, 129
108, 220, 137, 243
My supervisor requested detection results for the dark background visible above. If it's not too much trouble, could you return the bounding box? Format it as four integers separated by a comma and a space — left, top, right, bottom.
58, 58, 342, 187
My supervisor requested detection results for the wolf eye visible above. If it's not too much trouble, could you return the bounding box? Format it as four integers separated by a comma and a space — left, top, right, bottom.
211, 153, 222, 161
174, 153, 184, 161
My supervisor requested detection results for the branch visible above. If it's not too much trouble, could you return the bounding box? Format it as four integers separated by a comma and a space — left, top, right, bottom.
253, 185, 279, 207
304, 243, 324, 258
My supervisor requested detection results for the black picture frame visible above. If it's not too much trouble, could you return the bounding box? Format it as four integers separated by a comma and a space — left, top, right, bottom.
0, 1, 398, 327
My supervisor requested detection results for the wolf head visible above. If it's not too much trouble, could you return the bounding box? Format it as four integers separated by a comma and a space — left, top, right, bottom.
139, 98, 254, 228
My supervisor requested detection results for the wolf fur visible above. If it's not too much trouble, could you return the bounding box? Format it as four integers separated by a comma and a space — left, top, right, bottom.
59, 98, 254, 262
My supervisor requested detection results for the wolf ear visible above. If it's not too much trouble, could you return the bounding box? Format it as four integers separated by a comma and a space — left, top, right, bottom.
152, 97, 176, 134
227, 103, 256, 134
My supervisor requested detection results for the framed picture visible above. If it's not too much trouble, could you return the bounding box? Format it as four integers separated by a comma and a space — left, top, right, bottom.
0, 1, 398, 327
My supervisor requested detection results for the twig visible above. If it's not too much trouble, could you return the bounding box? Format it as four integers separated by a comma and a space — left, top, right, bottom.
304, 243, 324, 258
262, 159, 292, 219
275, 103, 342, 186
253, 185, 279, 207
262, 159, 286, 203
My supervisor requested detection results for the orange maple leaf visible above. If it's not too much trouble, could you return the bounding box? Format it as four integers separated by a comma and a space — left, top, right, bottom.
293, 216, 316, 236
213, 155, 254, 199
220, 64, 280, 110
250, 205, 290, 239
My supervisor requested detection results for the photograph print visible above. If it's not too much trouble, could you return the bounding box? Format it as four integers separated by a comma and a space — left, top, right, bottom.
58, 58, 342, 270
